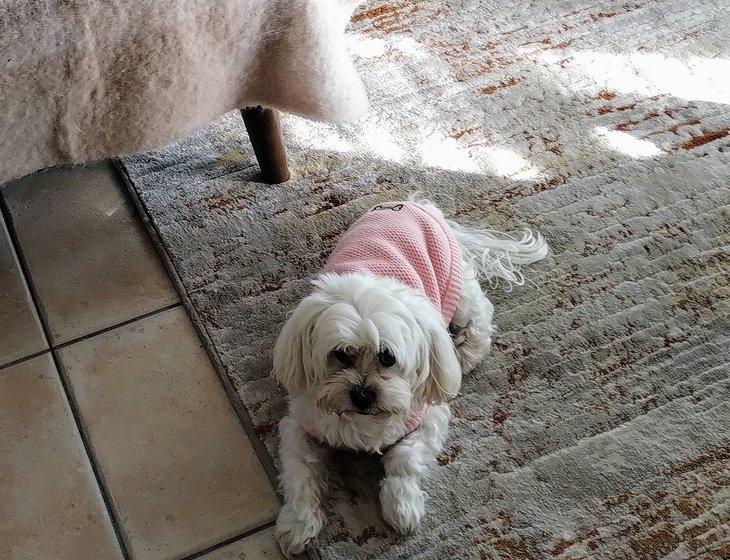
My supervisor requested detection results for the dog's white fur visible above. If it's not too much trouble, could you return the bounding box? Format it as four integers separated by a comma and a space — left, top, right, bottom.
273, 202, 547, 557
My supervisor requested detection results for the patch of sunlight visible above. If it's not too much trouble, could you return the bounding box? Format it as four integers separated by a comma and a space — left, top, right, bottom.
477, 146, 542, 179
419, 135, 541, 178
360, 122, 406, 161
393, 37, 428, 57
420, 135, 481, 172
541, 50, 730, 104
346, 35, 388, 58
286, 117, 352, 153
595, 126, 663, 158
287, 116, 543, 179
346, 34, 429, 60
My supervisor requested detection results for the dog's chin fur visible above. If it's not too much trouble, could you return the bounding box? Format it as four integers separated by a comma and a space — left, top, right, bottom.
274, 272, 462, 452
290, 391, 415, 453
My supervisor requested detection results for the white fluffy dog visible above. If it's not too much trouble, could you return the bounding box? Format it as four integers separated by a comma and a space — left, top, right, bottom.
273, 200, 547, 557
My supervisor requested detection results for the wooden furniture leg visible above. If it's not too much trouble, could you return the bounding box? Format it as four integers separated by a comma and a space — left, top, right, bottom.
241, 106, 290, 184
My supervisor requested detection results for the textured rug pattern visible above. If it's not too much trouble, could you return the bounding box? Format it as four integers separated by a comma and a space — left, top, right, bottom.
121, 1, 729, 558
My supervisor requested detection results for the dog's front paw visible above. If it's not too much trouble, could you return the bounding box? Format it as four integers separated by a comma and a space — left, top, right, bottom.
380, 476, 426, 534
276, 502, 325, 558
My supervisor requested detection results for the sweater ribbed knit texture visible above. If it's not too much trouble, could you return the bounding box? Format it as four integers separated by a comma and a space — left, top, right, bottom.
324, 202, 463, 322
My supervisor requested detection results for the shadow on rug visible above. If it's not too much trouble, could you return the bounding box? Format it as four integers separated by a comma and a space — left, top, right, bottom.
121, 1, 729, 558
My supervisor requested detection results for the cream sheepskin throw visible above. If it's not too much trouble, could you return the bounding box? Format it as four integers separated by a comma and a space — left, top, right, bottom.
0, 0, 367, 182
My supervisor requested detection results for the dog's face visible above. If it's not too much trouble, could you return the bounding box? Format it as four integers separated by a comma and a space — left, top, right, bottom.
273, 273, 461, 422
315, 345, 413, 418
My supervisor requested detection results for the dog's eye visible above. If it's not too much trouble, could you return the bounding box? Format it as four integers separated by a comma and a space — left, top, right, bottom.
378, 348, 397, 367
332, 349, 350, 365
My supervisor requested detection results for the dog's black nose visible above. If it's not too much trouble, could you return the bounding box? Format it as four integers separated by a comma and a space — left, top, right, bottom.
349, 387, 377, 411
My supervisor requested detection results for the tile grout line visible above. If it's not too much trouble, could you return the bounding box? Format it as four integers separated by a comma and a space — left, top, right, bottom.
0, 195, 134, 560
114, 160, 283, 498
0, 301, 180, 374
177, 520, 277, 560
52, 301, 181, 350
0, 348, 51, 373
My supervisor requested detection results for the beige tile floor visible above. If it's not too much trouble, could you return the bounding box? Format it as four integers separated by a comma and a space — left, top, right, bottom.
0, 162, 283, 560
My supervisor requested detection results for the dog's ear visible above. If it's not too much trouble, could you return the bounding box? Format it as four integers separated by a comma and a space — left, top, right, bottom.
273, 296, 324, 395
419, 317, 462, 404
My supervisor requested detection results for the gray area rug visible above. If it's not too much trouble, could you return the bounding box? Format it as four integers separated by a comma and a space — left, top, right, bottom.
120, 1, 729, 558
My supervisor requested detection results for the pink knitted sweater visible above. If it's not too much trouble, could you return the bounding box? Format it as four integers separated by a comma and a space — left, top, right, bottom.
324, 202, 463, 322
